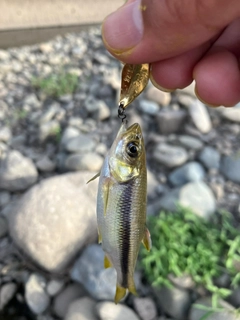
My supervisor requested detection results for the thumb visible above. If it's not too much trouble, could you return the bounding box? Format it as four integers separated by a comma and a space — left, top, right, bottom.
102, 0, 240, 63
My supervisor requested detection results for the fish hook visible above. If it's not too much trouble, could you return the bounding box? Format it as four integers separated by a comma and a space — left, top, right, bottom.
118, 103, 127, 123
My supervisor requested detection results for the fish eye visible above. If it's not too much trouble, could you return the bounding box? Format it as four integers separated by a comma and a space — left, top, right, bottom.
127, 142, 138, 158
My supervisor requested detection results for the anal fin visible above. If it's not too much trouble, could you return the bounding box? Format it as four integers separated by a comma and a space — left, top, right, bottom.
142, 227, 152, 251
114, 285, 127, 304
98, 228, 102, 244
104, 255, 112, 269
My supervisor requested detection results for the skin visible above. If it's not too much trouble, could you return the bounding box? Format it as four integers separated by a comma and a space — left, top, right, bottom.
102, 0, 240, 107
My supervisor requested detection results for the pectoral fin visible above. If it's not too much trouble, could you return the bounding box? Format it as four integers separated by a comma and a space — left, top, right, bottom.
98, 230, 102, 244
86, 172, 100, 184
142, 227, 152, 251
104, 255, 112, 269
114, 285, 127, 304
103, 177, 112, 217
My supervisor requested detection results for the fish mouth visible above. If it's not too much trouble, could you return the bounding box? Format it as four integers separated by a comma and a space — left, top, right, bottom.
126, 123, 142, 136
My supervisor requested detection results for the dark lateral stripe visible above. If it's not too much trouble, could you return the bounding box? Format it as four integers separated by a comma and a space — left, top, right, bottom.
119, 181, 133, 288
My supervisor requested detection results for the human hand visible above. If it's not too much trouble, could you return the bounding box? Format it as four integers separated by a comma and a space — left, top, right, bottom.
102, 0, 240, 107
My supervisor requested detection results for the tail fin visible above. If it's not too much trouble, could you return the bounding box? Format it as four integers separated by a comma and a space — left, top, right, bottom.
114, 284, 127, 304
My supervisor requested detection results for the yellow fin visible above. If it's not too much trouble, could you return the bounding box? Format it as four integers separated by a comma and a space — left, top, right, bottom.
104, 255, 112, 269
142, 227, 152, 251
98, 229, 102, 244
103, 178, 112, 217
114, 285, 127, 304
86, 172, 100, 184
128, 277, 137, 296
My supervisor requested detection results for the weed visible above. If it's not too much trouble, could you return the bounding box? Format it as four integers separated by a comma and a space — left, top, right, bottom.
140, 206, 240, 299
50, 124, 61, 142
32, 71, 78, 98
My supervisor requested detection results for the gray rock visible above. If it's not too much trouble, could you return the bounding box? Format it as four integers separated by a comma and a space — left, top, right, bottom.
0, 126, 12, 142
85, 97, 110, 120
96, 301, 140, 320
9, 172, 98, 272
227, 287, 240, 308
0, 191, 11, 208
0, 216, 8, 238
153, 143, 188, 168
168, 274, 195, 290
189, 100, 212, 133
0, 101, 8, 120
98, 101, 111, 121
220, 154, 240, 183
53, 283, 87, 318
61, 126, 81, 148
146, 85, 171, 106
154, 286, 191, 320
68, 117, 83, 129
147, 170, 159, 199
65, 297, 97, 320
199, 146, 221, 169
139, 100, 160, 115
0, 49, 9, 60
70, 244, 117, 301
219, 103, 240, 122
169, 162, 205, 186
156, 110, 187, 134
39, 103, 61, 124
189, 297, 238, 320
65, 153, 103, 172
0, 150, 38, 191
36, 156, 56, 172
65, 135, 96, 153
133, 297, 157, 320
95, 143, 108, 156
39, 120, 60, 142
0, 282, 17, 310
47, 279, 65, 296
24, 93, 41, 109
178, 135, 203, 150
25, 273, 50, 315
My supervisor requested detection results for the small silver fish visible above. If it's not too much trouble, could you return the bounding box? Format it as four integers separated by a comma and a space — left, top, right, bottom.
88, 122, 151, 303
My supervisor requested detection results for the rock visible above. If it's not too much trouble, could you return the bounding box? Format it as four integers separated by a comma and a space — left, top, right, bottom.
85, 97, 110, 120
138, 100, 160, 115
39, 120, 60, 142
0, 101, 8, 120
65, 153, 103, 172
177, 95, 197, 108
220, 154, 240, 183
36, 156, 56, 172
177, 135, 203, 150
133, 297, 157, 320
0, 216, 8, 238
65, 135, 96, 153
227, 287, 240, 308
189, 100, 212, 133
25, 273, 50, 315
96, 143, 108, 156
199, 146, 221, 169
70, 244, 117, 301
68, 117, 83, 129
147, 170, 159, 199
220, 103, 240, 122
47, 279, 65, 296
189, 297, 238, 320
169, 162, 206, 186
0, 150, 38, 191
9, 172, 98, 272
39, 103, 61, 124
53, 283, 87, 318
65, 297, 97, 320
0, 282, 17, 310
0, 191, 11, 208
0, 126, 12, 143
0, 49, 9, 60
61, 126, 81, 148
96, 301, 140, 320
153, 143, 188, 168
98, 101, 111, 121
146, 86, 171, 106
179, 82, 195, 97
156, 110, 187, 134
24, 93, 41, 109
168, 274, 195, 290
154, 286, 191, 320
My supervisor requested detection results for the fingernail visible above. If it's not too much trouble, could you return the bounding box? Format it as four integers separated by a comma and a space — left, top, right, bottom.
150, 73, 175, 93
102, 0, 143, 53
194, 86, 220, 108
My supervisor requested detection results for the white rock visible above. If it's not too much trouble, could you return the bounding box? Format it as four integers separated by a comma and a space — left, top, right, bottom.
0, 126, 12, 142
189, 100, 212, 133
96, 302, 140, 320
146, 86, 171, 106
219, 103, 240, 122
47, 279, 65, 296
65, 297, 97, 320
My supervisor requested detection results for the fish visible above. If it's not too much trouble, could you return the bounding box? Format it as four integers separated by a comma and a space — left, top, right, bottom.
88, 122, 151, 303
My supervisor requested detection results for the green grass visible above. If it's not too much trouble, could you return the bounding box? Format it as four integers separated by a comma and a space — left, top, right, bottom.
140, 207, 240, 300
32, 71, 78, 98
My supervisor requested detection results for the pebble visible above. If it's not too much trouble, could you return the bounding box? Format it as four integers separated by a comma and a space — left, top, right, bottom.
220, 154, 240, 183
138, 100, 160, 115
96, 301, 140, 320
219, 103, 240, 122
169, 161, 205, 186
46, 279, 65, 296
9, 172, 98, 272
60, 126, 81, 148
156, 110, 187, 134
68, 117, 83, 129
146, 85, 171, 106
25, 273, 50, 315
198, 146, 221, 169
133, 297, 157, 320
0, 191, 11, 208
95, 143, 108, 156
39, 103, 61, 124
65, 135, 96, 153
24, 93, 41, 109
0, 216, 8, 238
153, 143, 188, 168
0, 150, 38, 191
36, 156, 56, 172
189, 100, 212, 133
177, 135, 203, 150
66, 152, 103, 172
65, 297, 97, 320
70, 244, 117, 301
178, 95, 197, 108
0, 126, 12, 143
0, 282, 17, 310
154, 286, 191, 320
147, 170, 160, 199
85, 97, 110, 120
39, 120, 60, 142
53, 283, 87, 318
